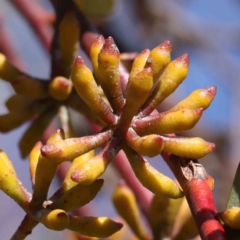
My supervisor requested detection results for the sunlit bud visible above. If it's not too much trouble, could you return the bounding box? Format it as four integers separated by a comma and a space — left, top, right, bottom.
169, 86, 217, 112
98, 37, 124, 114
133, 108, 203, 135
90, 35, 105, 78
162, 136, 215, 159
125, 128, 164, 157
129, 49, 150, 80
0, 150, 17, 177
119, 68, 153, 129
68, 215, 123, 238
0, 150, 30, 210
145, 40, 172, 83
41, 130, 112, 162
40, 209, 69, 231
124, 146, 183, 198
71, 139, 121, 185
30, 129, 65, 207
71, 56, 116, 125
62, 150, 95, 192
29, 141, 43, 186
141, 54, 189, 117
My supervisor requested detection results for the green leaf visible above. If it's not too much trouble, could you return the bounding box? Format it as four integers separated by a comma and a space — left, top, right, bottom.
226, 162, 240, 209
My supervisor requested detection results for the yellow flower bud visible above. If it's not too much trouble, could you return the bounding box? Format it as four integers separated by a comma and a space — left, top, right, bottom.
112, 182, 150, 240
133, 108, 203, 135
125, 128, 164, 157
90, 35, 105, 79
129, 49, 150, 80
62, 150, 95, 192
71, 140, 120, 185
40, 209, 69, 231
71, 56, 116, 125
119, 68, 153, 129
30, 129, 65, 206
169, 86, 217, 111
68, 215, 123, 238
0, 150, 30, 210
41, 130, 112, 162
146, 40, 172, 83
219, 207, 240, 229
98, 37, 124, 114
162, 136, 215, 159
29, 141, 43, 186
59, 11, 80, 77
48, 76, 72, 100
49, 179, 103, 212
124, 146, 183, 198
141, 54, 189, 117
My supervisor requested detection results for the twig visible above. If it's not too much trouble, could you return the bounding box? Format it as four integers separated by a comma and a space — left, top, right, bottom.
90, 123, 153, 217
11, 213, 38, 240
162, 152, 226, 240
10, 0, 54, 51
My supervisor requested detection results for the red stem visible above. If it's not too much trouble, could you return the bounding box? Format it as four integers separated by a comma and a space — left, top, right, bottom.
162, 152, 226, 240
186, 179, 226, 240
10, 0, 54, 51
90, 123, 153, 217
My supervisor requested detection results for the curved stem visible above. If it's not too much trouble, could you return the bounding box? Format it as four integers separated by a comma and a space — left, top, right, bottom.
11, 213, 38, 240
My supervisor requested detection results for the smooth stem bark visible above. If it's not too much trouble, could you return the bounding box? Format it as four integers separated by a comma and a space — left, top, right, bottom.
162, 152, 226, 240
11, 213, 38, 240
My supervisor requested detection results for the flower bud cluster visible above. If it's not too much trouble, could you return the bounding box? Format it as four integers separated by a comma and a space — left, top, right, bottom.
0, 27, 217, 238
0, 129, 122, 239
